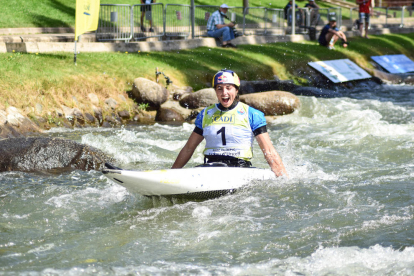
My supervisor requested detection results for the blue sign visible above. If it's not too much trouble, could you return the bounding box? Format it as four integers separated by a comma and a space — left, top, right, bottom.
371, 55, 414, 74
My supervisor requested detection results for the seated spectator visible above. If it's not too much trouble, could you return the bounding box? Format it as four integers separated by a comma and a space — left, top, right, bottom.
305, 0, 320, 26
284, 0, 299, 23
206, 4, 237, 48
318, 14, 348, 50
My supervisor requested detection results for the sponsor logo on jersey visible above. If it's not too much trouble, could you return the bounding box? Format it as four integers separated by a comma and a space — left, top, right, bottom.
237, 107, 245, 115
212, 114, 235, 124
207, 108, 215, 117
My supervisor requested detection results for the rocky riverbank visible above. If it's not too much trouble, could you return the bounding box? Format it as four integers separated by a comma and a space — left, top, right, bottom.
2, 63, 413, 139
0, 77, 303, 139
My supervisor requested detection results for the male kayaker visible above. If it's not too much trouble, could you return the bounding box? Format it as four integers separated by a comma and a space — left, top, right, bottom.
171, 70, 288, 177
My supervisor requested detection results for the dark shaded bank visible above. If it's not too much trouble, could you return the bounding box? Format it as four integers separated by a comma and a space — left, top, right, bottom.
0, 137, 114, 172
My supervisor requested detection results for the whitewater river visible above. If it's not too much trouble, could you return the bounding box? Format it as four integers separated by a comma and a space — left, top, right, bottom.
1, 84, 414, 275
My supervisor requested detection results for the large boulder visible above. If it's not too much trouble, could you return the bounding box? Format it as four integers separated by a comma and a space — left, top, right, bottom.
160, 100, 196, 121
179, 88, 217, 109
155, 108, 185, 122
131, 78, 169, 110
0, 137, 114, 172
240, 91, 300, 116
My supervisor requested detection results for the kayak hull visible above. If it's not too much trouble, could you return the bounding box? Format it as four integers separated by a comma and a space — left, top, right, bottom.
102, 167, 276, 199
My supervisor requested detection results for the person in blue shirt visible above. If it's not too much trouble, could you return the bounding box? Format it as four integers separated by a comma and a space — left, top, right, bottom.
318, 14, 348, 49
172, 70, 288, 178
206, 4, 237, 48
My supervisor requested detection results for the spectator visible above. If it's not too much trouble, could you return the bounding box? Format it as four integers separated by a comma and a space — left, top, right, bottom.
356, 0, 372, 38
284, 0, 299, 22
207, 4, 237, 48
305, 0, 320, 26
318, 14, 348, 50
140, 0, 155, 32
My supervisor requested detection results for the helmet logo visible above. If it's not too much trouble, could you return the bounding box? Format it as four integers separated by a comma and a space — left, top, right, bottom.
217, 75, 228, 83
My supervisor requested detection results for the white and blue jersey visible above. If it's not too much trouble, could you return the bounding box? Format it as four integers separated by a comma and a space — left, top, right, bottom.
194, 102, 267, 160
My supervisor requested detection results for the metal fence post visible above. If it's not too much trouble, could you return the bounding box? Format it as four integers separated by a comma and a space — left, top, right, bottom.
386, 7, 388, 27
191, 0, 195, 39
243, 7, 247, 35
292, 0, 296, 35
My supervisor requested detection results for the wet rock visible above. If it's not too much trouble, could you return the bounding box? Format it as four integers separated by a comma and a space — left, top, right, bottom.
0, 124, 23, 138
0, 137, 114, 172
291, 87, 342, 98
155, 107, 185, 122
105, 115, 119, 125
84, 112, 96, 124
134, 110, 157, 124
118, 110, 130, 120
131, 77, 169, 110
60, 119, 73, 129
160, 100, 194, 120
73, 108, 85, 125
240, 91, 301, 116
93, 106, 103, 123
101, 121, 112, 128
179, 88, 217, 109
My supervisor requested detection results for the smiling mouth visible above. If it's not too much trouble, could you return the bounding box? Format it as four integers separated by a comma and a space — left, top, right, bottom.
222, 96, 230, 104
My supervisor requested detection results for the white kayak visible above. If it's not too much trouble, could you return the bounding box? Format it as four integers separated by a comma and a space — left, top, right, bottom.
102, 163, 276, 199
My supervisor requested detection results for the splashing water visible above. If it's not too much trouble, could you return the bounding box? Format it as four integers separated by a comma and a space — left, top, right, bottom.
1, 85, 414, 275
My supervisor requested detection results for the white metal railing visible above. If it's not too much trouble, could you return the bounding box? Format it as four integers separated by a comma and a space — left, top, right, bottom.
96, 4, 413, 42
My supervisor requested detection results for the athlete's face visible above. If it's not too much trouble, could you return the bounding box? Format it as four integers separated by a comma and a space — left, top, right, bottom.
215, 84, 238, 108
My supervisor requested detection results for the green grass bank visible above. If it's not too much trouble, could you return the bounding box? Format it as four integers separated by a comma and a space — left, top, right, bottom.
1, 33, 414, 120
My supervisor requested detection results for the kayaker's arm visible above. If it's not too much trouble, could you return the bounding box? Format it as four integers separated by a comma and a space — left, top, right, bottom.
171, 132, 204, 169
255, 133, 288, 178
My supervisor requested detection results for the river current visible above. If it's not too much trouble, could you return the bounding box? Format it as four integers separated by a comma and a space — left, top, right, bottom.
1, 84, 414, 275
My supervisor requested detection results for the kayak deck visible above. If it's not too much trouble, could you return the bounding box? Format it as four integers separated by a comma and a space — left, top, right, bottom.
102, 163, 275, 199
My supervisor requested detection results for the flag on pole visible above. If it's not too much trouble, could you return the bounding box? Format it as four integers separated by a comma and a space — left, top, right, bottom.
75, 0, 100, 41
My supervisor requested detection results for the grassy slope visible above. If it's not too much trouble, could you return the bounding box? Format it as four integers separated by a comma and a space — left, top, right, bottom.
0, 0, 350, 28
1, 33, 413, 116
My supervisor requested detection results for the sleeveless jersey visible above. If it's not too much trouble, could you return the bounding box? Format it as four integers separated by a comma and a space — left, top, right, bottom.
195, 102, 266, 160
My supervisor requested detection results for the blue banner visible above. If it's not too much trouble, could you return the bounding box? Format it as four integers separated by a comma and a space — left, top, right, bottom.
371, 55, 414, 74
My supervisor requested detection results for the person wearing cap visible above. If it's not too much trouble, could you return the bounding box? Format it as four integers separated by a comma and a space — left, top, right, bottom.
206, 4, 237, 48
356, 0, 373, 38
318, 14, 348, 50
172, 70, 288, 178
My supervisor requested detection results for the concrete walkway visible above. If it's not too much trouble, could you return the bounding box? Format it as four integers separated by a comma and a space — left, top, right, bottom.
1, 26, 413, 53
